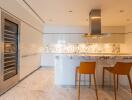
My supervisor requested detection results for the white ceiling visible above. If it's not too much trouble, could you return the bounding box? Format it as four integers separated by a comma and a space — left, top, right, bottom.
18, 0, 132, 26
102, 0, 132, 26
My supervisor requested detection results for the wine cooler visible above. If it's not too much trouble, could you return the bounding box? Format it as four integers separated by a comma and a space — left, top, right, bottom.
0, 11, 20, 94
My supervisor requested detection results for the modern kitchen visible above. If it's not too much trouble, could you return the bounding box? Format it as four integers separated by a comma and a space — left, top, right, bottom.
0, 0, 132, 100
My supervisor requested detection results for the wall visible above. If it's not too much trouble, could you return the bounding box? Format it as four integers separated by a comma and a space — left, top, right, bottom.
43, 25, 126, 45
41, 24, 126, 67
44, 24, 89, 33
44, 24, 125, 34
41, 24, 89, 67
20, 22, 43, 79
0, 0, 44, 79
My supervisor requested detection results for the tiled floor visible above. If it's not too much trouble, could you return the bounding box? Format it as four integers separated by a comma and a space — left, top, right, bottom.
0, 68, 131, 100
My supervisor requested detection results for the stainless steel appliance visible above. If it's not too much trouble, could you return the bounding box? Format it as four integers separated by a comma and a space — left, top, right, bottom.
0, 11, 20, 95
89, 9, 101, 35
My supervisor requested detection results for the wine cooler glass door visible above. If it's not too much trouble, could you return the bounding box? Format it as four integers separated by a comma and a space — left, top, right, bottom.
0, 12, 20, 94
3, 19, 18, 80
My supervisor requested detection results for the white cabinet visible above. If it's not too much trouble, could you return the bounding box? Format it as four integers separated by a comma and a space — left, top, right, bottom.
41, 53, 55, 67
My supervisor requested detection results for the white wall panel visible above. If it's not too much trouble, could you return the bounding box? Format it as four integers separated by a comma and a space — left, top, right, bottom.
20, 22, 43, 79
0, 0, 43, 79
20, 22, 43, 55
44, 24, 89, 33
20, 55, 41, 79
41, 54, 55, 67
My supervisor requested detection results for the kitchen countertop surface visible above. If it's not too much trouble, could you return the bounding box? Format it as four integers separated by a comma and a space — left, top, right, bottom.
44, 53, 132, 56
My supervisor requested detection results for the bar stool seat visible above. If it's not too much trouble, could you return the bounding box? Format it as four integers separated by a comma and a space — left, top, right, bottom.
75, 62, 98, 100
102, 62, 132, 100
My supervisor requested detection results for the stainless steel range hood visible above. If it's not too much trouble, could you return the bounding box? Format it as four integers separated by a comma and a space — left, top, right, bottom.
89, 9, 101, 35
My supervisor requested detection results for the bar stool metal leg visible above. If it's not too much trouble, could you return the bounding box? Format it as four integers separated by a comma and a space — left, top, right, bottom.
102, 68, 105, 88
89, 75, 91, 88
75, 68, 77, 88
93, 74, 99, 100
78, 74, 81, 100
117, 75, 119, 90
127, 74, 132, 93
113, 74, 117, 100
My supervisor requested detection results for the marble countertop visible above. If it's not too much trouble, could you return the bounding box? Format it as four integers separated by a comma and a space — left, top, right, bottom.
44, 53, 132, 56
65, 53, 132, 56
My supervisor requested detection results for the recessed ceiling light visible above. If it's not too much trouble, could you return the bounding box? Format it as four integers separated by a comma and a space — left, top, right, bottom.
68, 10, 73, 13
86, 19, 89, 21
126, 18, 130, 22
120, 10, 125, 13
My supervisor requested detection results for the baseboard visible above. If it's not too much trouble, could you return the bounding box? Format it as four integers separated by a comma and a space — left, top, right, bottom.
0, 66, 41, 96
19, 66, 41, 82
40, 66, 54, 68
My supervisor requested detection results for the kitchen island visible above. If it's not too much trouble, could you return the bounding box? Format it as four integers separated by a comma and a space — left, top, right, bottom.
54, 53, 132, 86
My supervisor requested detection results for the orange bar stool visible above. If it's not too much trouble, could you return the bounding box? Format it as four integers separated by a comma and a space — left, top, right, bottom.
102, 62, 132, 100
75, 62, 98, 100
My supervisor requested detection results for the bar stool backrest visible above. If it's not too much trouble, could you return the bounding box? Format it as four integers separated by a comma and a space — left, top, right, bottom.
79, 62, 96, 74
113, 62, 132, 75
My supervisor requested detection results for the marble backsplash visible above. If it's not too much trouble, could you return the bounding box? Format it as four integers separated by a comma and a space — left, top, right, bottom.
44, 43, 120, 54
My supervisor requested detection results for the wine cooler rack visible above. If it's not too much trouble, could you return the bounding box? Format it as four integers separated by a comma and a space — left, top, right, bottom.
3, 19, 18, 81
